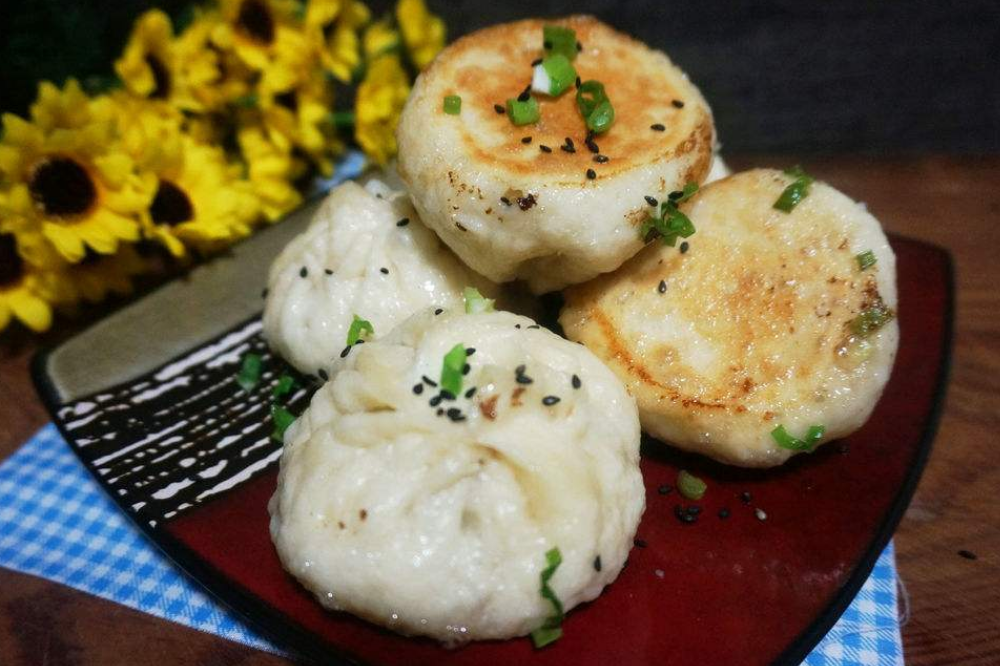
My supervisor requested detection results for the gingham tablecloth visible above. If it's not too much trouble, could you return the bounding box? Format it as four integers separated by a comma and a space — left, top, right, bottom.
0, 424, 905, 664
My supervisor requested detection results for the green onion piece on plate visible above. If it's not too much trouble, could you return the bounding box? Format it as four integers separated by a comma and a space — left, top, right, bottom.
346, 314, 374, 346
849, 301, 895, 336
543, 25, 578, 60
507, 96, 540, 126
773, 166, 815, 213
576, 80, 615, 134
272, 374, 296, 399
856, 250, 877, 270
530, 547, 565, 648
236, 353, 262, 392
440, 343, 468, 396
464, 286, 495, 314
443, 94, 462, 115
771, 424, 826, 451
271, 404, 296, 441
677, 469, 707, 500
533, 54, 576, 96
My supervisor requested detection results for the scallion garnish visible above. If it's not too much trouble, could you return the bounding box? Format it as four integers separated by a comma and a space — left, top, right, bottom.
856, 250, 877, 271
773, 166, 815, 213
530, 547, 565, 648
543, 25, 578, 60
771, 424, 825, 451
506, 95, 540, 126
440, 344, 468, 396
443, 94, 462, 115
236, 353, 262, 392
849, 299, 895, 336
271, 404, 296, 441
346, 314, 374, 346
463, 286, 495, 314
532, 54, 576, 96
575, 80, 615, 134
272, 374, 296, 399
677, 469, 707, 500
639, 182, 699, 246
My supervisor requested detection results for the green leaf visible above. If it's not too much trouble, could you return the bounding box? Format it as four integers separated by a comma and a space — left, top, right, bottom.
540, 54, 577, 96
346, 315, 374, 346
773, 167, 815, 213
677, 469, 707, 500
576, 80, 615, 134
543, 25, 578, 61
531, 547, 565, 648
463, 287, 495, 314
771, 424, 826, 451
236, 353, 263, 392
856, 250, 877, 271
440, 344, 467, 396
271, 404, 296, 441
849, 301, 895, 336
272, 374, 296, 399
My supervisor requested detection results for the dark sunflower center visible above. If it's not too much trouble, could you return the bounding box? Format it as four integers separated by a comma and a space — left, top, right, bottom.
29, 157, 97, 217
275, 91, 298, 112
0, 233, 25, 288
237, 0, 275, 45
150, 180, 194, 226
146, 55, 171, 99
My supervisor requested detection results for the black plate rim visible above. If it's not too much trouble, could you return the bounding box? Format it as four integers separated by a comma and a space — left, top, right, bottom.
30, 237, 955, 666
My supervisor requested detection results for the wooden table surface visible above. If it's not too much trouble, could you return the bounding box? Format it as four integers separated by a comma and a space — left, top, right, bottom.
1, 155, 997, 665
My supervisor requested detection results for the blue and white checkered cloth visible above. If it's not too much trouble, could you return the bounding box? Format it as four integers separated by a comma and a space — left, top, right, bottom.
0, 424, 904, 664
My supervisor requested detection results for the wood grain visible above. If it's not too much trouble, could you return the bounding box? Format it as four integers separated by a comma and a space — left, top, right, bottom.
1, 155, 997, 665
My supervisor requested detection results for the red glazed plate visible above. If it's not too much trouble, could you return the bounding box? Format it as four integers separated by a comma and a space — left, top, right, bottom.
33, 228, 952, 666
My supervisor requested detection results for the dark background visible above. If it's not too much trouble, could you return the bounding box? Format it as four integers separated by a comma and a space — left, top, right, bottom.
1, 0, 997, 153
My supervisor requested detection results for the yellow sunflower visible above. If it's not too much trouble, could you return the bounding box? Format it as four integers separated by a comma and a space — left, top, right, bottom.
68, 245, 147, 305
0, 231, 68, 333
254, 71, 342, 175
305, 0, 370, 82
237, 124, 304, 221
396, 0, 445, 70
362, 16, 401, 60
211, 0, 315, 96
0, 82, 146, 264
354, 53, 410, 166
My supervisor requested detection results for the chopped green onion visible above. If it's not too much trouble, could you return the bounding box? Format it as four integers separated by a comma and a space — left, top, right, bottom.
773, 166, 815, 213
463, 286, 495, 314
640, 185, 698, 246
771, 424, 826, 451
530, 547, 565, 648
849, 300, 895, 336
672, 181, 699, 204
532, 54, 577, 96
543, 25, 578, 60
440, 343, 467, 396
272, 374, 296, 399
576, 80, 615, 134
506, 96, 540, 126
236, 353, 263, 392
856, 250, 877, 271
677, 469, 706, 500
346, 314, 374, 346
271, 404, 296, 441
443, 94, 462, 115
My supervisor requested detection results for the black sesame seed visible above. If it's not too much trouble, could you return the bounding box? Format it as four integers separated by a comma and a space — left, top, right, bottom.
958, 549, 978, 560
515, 364, 526, 375
261, 288, 268, 299
356, 339, 365, 345
465, 347, 476, 356
516, 374, 533, 385
560, 144, 575, 154
658, 484, 673, 495
440, 390, 456, 401
593, 154, 609, 163
396, 217, 409, 227
429, 395, 443, 407
462, 363, 471, 375
340, 346, 351, 358
668, 190, 683, 200
718, 508, 731, 519
317, 368, 329, 381
593, 555, 602, 572
422, 375, 438, 387
531, 57, 542, 66
435, 408, 443, 416
380, 267, 389, 274
515, 323, 522, 329
527, 324, 540, 329
658, 280, 667, 294
494, 103, 505, 114
680, 242, 689, 254
500, 196, 512, 206
674, 504, 697, 523
575, 76, 582, 88
464, 387, 477, 398
565, 137, 575, 148
434, 308, 443, 315
585, 136, 599, 153
413, 383, 424, 395
521, 136, 532, 144
650, 123, 666, 132
517, 90, 530, 103
586, 168, 597, 180
688, 505, 702, 515
672, 99, 685, 108
634, 538, 648, 548
539, 144, 552, 153
542, 395, 560, 406
324, 268, 333, 275
645, 195, 658, 206
447, 407, 462, 419
741, 491, 752, 504
571, 374, 582, 389
299, 266, 308, 278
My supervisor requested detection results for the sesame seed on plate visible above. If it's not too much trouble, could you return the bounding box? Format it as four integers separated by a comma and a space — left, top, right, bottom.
650, 123, 665, 132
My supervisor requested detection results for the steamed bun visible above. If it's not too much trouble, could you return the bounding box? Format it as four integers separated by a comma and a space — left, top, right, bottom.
262, 179, 495, 377
269, 308, 644, 643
